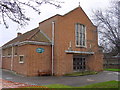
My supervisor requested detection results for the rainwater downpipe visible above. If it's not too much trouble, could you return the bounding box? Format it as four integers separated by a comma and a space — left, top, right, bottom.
11, 46, 14, 71
52, 21, 55, 76
1, 48, 2, 69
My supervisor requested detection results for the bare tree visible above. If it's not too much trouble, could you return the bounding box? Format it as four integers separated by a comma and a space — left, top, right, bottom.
93, 0, 120, 54
0, 0, 62, 28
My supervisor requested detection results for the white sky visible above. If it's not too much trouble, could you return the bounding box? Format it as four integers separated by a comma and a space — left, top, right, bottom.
0, 0, 110, 46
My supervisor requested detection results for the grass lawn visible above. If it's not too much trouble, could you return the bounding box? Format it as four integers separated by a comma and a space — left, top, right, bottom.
78, 80, 119, 88
43, 84, 73, 88
24, 81, 119, 89
43, 81, 119, 88
64, 71, 98, 76
104, 68, 120, 72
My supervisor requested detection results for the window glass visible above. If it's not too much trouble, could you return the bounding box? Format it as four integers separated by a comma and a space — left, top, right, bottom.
19, 55, 24, 63
75, 23, 86, 47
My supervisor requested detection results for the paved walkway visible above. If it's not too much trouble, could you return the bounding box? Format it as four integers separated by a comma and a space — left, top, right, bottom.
0, 70, 47, 89
1, 69, 119, 88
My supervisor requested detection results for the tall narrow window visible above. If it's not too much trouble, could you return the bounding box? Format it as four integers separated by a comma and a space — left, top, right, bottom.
75, 23, 86, 47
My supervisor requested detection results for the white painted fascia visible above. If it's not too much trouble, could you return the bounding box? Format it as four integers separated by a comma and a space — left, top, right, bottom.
65, 50, 94, 55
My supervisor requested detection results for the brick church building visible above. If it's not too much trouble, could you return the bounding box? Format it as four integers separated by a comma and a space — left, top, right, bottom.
2, 6, 103, 76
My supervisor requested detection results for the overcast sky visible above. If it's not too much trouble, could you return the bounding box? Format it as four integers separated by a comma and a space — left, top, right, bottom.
0, 0, 111, 46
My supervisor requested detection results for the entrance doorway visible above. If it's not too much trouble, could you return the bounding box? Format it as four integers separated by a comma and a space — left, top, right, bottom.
73, 55, 86, 71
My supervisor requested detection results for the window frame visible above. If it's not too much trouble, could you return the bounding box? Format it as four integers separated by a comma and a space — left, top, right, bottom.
19, 55, 24, 64
75, 23, 87, 48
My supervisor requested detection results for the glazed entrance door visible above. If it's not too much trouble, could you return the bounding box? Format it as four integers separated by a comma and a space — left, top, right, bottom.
73, 55, 86, 71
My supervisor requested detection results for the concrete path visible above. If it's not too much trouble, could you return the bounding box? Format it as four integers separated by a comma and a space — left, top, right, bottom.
1, 69, 119, 87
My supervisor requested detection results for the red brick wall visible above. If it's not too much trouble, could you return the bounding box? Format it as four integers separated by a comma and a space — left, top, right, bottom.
2, 44, 51, 76
2, 57, 11, 70
26, 44, 51, 76
12, 45, 28, 76
2, 48, 12, 70
86, 52, 103, 72
39, 15, 61, 39
2, 45, 28, 76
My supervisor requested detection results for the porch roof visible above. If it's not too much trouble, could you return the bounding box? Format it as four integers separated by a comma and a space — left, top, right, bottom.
65, 50, 94, 55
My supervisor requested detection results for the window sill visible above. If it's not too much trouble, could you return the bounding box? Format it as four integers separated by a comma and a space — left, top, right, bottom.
2, 56, 6, 57
7, 55, 12, 57
19, 62, 24, 64
76, 45, 87, 48
2, 55, 18, 57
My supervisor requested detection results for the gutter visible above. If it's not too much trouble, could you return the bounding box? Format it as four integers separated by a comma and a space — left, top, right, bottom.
2, 41, 52, 49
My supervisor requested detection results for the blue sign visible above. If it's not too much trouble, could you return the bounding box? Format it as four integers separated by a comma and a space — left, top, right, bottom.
36, 48, 44, 53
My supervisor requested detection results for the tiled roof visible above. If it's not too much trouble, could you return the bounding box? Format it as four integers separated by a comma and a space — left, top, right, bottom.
3, 27, 51, 47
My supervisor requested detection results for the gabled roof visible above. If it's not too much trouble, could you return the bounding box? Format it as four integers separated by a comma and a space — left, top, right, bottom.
39, 6, 96, 26
3, 27, 51, 47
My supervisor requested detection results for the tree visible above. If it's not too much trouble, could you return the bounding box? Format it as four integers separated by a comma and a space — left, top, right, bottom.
93, 0, 120, 54
0, 0, 62, 28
